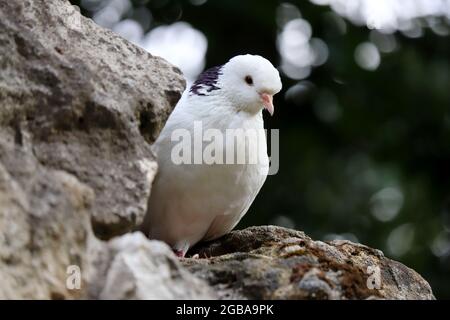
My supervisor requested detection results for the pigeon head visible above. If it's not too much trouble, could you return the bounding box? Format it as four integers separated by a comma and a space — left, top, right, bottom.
189, 54, 282, 116
221, 54, 282, 116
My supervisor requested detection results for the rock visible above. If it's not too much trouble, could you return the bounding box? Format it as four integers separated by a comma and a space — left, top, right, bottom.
88, 233, 216, 300
0, 131, 94, 299
0, 0, 185, 299
0, 0, 185, 240
184, 226, 435, 300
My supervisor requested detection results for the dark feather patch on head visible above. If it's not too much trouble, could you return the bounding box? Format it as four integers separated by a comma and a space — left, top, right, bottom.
190, 65, 223, 96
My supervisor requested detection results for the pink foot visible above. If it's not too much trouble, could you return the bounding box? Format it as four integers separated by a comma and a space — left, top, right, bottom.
173, 249, 186, 258
173, 241, 190, 258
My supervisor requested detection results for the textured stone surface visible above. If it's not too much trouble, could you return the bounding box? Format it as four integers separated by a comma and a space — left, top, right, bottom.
0, 0, 185, 299
0, 129, 94, 299
184, 226, 435, 300
88, 233, 215, 300
0, 0, 185, 239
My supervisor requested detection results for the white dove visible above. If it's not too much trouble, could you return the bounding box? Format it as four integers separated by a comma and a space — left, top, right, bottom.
140, 54, 282, 257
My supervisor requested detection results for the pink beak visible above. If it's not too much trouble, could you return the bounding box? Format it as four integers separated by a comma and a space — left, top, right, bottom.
260, 92, 274, 116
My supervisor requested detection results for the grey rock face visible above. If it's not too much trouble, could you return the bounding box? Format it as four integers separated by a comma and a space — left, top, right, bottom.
0, 0, 185, 240
184, 226, 435, 300
0, 136, 93, 299
0, 0, 186, 299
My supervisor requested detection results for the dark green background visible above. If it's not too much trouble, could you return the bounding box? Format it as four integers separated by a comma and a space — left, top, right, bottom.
73, 0, 450, 298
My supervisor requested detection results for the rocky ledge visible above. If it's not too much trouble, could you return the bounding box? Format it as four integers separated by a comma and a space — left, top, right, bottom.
185, 226, 434, 300
0, 0, 435, 299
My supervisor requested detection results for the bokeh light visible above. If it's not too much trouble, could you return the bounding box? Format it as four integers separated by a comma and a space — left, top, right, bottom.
370, 187, 404, 222
354, 42, 381, 71
84, 0, 207, 83
141, 22, 207, 83
277, 3, 328, 80
387, 223, 415, 257
310, 0, 450, 33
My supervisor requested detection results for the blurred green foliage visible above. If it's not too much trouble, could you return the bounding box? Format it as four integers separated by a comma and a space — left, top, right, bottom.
73, 0, 450, 298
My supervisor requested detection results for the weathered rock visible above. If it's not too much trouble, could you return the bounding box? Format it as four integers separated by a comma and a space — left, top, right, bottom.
0, 0, 185, 299
0, 0, 185, 239
184, 226, 435, 300
88, 233, 216, 300
0, 128, 94, 299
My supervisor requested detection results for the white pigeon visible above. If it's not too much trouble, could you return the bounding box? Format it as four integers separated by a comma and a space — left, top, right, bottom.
140, 54, 282, 257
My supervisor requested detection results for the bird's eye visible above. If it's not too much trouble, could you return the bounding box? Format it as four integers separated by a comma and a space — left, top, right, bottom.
244, 75, 253, 86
